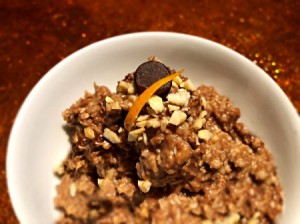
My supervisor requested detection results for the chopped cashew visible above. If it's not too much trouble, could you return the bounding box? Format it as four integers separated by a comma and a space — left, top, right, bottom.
138, 180, 152, 193
148, 95, 164, 114
84, 127, 95, 139
193, 118, 206, 130
180, 79, 196, 91
168, 104, 180, 112
103, 128, 121, 144
128, 128, 145, 142
169, 110, 187, 126
167, 89, 190, 106
198, 129, 212, 141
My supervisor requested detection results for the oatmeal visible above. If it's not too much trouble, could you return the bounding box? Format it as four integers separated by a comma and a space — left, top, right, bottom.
54, 58, 283, 223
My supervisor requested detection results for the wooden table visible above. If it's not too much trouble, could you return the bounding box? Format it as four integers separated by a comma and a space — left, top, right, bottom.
1, 0, 299, 222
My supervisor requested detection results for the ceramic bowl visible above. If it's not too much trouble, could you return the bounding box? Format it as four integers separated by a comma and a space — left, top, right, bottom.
7, 32, 300, 224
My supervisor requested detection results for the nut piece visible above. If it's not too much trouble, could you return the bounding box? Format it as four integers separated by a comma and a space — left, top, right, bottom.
200, 110, 207, 118
117, 80, 130, 93
193, 118, 206, 130
111, 101, 121, 110
146, 118, 161, 128
148, 95, 164, 114
105, 96, 114, 103
146, 107, 159, 117
172, 81, 179, 89
173, 76, 183, 85
138, 180, 152, 193
97, 178, 104, 188
80, 112, 90, 119
167, 89, 190, 106
137, 115, 150, 122
105, 97, 121, 111
103, 128, 121, 144
168, 104, 180, 112
200, 96, 207, 108
222, 213, 240, 224
198, 129, 212, 141
160, 117, 169, 132
69, 182, 77, 197
180, 79, 196, 92
248, 212, 260, 224
169, 110, 187, 126
127, 82, 136, 94
101, 141, 112, 150
136, 120, 147, 128
54, 163, 65, 176
128, 128, 145, 142
84, 127, 95, 139
143, 133, 148, 145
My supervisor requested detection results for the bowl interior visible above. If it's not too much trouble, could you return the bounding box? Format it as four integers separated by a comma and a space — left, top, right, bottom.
7, 32, 300, 224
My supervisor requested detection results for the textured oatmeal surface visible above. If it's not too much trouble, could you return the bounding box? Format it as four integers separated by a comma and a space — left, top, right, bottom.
55, 61, 283, 223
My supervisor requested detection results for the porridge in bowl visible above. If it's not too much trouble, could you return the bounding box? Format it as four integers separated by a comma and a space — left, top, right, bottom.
54, 58, 283, 223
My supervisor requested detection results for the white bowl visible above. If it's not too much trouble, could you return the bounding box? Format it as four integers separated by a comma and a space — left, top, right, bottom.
7, 32, 300, 224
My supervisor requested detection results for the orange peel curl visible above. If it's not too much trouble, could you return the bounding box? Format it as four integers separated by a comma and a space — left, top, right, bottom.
124, 69, 184, 131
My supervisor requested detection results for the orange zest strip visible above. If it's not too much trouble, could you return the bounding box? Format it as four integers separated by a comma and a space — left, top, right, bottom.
124, 69, 184, 131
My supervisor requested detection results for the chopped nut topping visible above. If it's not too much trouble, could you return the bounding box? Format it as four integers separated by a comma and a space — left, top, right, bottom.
72, 133, 79, 143
137, 115, 150, 122
128, 94, 138, 102
101, 141, 111, 150
193, 117, 206, 130
248, 212, 260, 224
200, 96, 207, 108
160, 117, 169, 132
148, 95, 164, 114
180, 79, 196, 92
167, 89, 190, 106
105, 96, 114, 103
143, 133, 148, 145
111, 101, 121, 110
54, 163, 65, 176
198, 129, 212, 141
105, 97, 121, 111
148, 56, 160, 62
172, 81, 179, 89
146, 107, 159, 117
168, 104, 180, 112
146, 118, 161, 128
103, 128, 121, 144
106, 168, 117, 180
84, 127, 95, 139
200, 110, 207, 118
181, 107, 189, 112
173, 76, 183, 85
80, 112, 90, 119
116, 80, 130, 93
136, 120, 147, 128
69, 182, 77, 197
97, 178, 104, 188
169, 110, 187, 126
127, 82, 136, 94
128, 128, 145, 142
222, 213, 241, 224
138, 180, 152, 193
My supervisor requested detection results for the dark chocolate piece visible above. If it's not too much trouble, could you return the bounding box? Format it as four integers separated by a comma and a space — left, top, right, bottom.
134, 61, 171, 96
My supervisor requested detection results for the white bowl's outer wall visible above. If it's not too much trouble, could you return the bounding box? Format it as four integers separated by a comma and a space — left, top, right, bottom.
7, 32, 300, 224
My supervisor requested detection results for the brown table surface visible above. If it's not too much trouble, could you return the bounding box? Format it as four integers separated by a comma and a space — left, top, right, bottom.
1, 0, 299, 223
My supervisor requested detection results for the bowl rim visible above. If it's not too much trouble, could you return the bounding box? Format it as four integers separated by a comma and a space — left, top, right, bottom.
6, 31, 300, 223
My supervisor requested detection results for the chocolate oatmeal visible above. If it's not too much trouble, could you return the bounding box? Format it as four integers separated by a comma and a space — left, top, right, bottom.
54, 58, 283, 223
